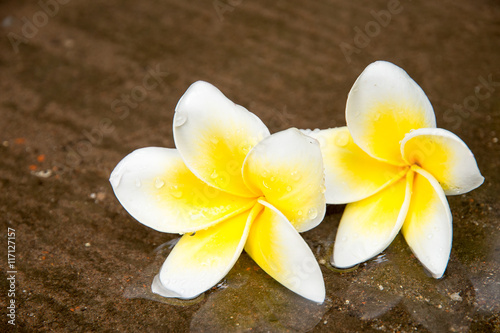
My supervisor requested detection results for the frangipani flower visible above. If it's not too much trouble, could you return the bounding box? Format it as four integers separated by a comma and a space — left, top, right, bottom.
308, 61, 484, 278
110, 81, 326, 302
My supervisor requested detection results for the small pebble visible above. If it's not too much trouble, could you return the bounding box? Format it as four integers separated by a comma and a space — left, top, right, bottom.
85, 243, 91, 247
32, 170, 52, 178
450, 292, 462, 301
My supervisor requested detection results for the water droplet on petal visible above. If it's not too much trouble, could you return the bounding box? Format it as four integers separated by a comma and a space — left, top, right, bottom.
270, 176, 275, 182
291, 170, 301, 181
210, 170, 218, 179
155, 178, 165, 189
307, 207, 318, 219
335, 133, 349, 147
135, 179, 141, 188
286, 186, 292, 192
320, 185, 326, 194
263, 180, 270, 189
427, 233, 433, 239
174, 113, 187, 127
297, 210, 303, 216
169, 185, 183, 199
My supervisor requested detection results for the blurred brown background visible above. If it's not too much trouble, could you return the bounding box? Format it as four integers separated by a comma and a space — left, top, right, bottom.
1, 0, 499, 332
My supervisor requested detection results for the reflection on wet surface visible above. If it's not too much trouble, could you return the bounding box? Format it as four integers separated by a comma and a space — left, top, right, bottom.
125, 213, 498, 333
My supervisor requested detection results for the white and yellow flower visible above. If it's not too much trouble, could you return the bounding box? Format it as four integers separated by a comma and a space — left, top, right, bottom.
308, 61, 484, 278
110, 81, 326, 302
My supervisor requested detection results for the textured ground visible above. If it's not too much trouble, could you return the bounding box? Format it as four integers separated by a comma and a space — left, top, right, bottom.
1, 0, 499, 332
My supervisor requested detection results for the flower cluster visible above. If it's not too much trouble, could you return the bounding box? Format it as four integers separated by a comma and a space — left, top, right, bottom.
110, 61, 483, 303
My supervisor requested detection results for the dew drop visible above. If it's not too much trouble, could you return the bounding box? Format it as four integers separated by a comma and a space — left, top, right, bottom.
286, 186, 292, 192
154, 177, 165, 189
169, 185, 183, 199
297, 210, 303, 216
174, 113, 187, 127
291, 170, 301, 181
263, 180, 270, 189
210, 170, 218, 179
135, 179, 141, 188
240, 143, 252, 154
320, 185, 326, 194
427, 233, 433, 239
335, 133, 349, 147
270, 176, 275, 182
308, 207, 318, 219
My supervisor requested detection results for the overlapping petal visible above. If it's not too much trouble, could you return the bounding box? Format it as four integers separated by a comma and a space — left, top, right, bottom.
402, 167, 452, 278
109, 147, 256, 233
242, 128, 325, 232
305, 127, 408, 204
152, 206, 258, 299
244, 200, 325, 303
346, 61, 436, 165
401, 128, 484, 195
333, 173, 413, 268
174, 81, 270, 197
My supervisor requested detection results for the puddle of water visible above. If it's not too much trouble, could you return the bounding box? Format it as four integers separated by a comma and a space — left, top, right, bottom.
190, 255, 331, 333
328, 235, 476, 332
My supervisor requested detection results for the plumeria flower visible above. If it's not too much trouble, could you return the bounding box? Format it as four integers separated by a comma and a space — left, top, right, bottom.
306, 61, 484, 278
109, 81, 326, 302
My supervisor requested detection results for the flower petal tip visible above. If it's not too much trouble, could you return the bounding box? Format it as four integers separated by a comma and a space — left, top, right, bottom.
151, 274, 201, 299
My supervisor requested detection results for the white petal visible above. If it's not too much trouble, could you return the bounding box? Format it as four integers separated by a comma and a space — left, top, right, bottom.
245, 200, 325, 303
333, 172, 412, 268
401, 128, 484, 195
304, 127, 407, 204
109, 147, 255, 233
402, 167, 453, 278
152, 206, 258, 299
242, 128, 326, 232
346, 61, 436, 165
174, 81, 270, 197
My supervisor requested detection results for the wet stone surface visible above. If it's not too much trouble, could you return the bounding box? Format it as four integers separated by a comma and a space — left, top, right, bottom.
1, 0, 499, 332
